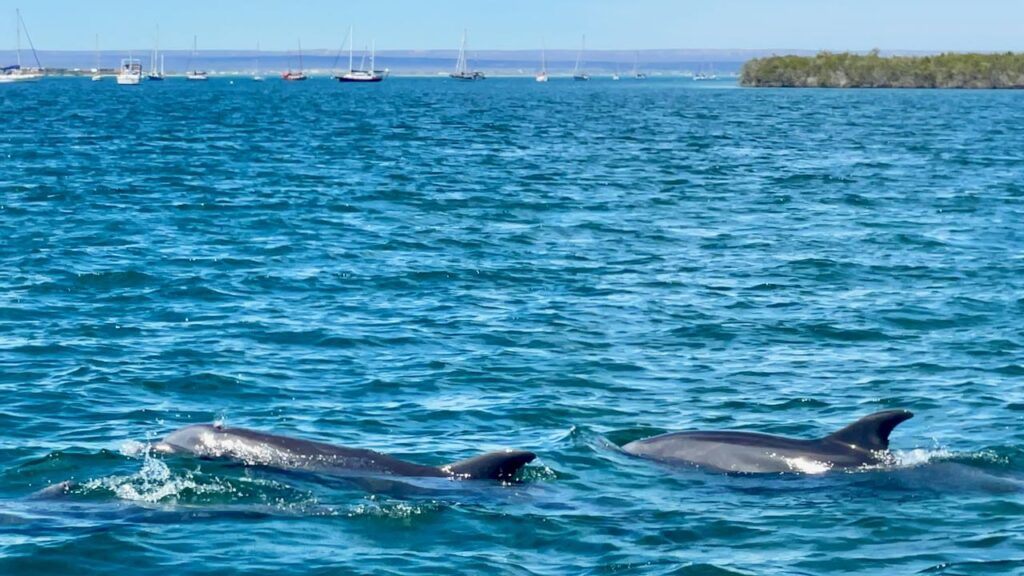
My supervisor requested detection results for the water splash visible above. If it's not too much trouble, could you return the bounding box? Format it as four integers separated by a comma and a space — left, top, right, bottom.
118, 440, 150, 458
81, 448, 222, 504
891, 447, 957, 467
345, 497, 443, 519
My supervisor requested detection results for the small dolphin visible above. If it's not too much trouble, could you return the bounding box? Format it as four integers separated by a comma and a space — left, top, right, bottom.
154, 424, 536, 482
622, 410, 913, 473
29, 480, 76, 499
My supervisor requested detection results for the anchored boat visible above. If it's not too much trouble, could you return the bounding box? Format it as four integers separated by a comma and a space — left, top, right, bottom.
535, 38, 549, 83
0, 9, 43, 83
116, 56, 142, 85
147, 26, 165, 81
335, 28, 387, 83
253, 41, 265, 81
572, 34, 589, 81
282, 40, 308, 81
450, 30, 485, 81
186, 35, 209, 81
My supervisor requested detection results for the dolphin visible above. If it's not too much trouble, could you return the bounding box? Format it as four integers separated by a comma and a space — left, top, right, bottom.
154, 424, 536, 482
622, 410, 913, 473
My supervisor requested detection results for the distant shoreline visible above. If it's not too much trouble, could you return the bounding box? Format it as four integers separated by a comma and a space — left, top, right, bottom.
741, 51, 1024, 89
37, 69, 730, 80
2, 48, 751, 76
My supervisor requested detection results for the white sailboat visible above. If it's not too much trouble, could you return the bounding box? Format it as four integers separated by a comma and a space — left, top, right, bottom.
253, 41, 264, 81
116, 52, 142, 85
335, 27, 387, 82
0, 9, 43, 83
450, 29, 484, 80
186, 35, 209, 81
147, 26, 164, 80
91, 33, 103, 81
535, 38, 549, 82
572, 34, 589, 81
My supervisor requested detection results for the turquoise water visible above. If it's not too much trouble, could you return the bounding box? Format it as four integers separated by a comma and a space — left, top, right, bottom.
2, 77, 1024, 574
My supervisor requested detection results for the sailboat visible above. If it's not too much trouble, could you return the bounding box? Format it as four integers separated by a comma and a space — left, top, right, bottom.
147, 26, 164, 80
535, 38, 548, 82
116, 51, 142, 85
450, 30, 484, 80
186, 35, 209, 81
572, 34, 589, 81
632, 51, 647, 79
693, 63, 717, 81
252, 41, 265, 81
0, 9, 43, 83
91, 33, 103, 81
282, 39, 308, 81
335, 28, 387, 82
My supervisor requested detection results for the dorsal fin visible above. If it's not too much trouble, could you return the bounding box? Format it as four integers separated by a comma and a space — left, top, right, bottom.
826, 410, 913, 450
442, 450, 536, 481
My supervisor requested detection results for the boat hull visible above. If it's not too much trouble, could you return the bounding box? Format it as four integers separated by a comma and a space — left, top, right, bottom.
0, 71, 42, 83
450, 72, 485, 81
336, 74, 385, 83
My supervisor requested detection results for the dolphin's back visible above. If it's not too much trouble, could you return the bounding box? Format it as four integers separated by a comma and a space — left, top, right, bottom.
222, 427, 445, 477
623, 431, 833, 473
157, 424, 535, 481
622, 410, 914, 474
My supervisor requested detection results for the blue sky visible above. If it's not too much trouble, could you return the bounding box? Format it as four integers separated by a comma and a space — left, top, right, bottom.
2, 0, 1023, 52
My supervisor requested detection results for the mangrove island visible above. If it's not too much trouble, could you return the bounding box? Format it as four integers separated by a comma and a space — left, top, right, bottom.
740, 51, 1024, 89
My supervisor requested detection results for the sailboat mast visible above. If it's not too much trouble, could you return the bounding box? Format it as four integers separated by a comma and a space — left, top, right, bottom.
298, 39, 303, 72
15, 10, 41, 70
541, 36, 546, 73
153, 25, 160, 74
580, 34, 586, 72
348, 26, 353, 72
574, 39, 581, 73
15, 9, 21, 68
457, 29, 467, 74
370, 40, 375, 73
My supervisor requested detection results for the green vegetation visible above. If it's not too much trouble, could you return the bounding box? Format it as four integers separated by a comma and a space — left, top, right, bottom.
741, 51, 1024, 88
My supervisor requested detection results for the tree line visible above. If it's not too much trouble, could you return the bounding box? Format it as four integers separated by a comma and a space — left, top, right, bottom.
741, 51, 1024, 88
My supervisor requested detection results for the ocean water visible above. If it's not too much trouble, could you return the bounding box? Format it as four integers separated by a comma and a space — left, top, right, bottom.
1, 77, 1023, 575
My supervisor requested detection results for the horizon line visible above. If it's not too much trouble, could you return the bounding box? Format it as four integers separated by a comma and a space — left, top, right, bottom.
4, 47, 1012, 55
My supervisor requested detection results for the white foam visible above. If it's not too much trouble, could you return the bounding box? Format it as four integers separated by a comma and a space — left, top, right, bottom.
346, 500, 438, 519
892, 447, 956, 468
